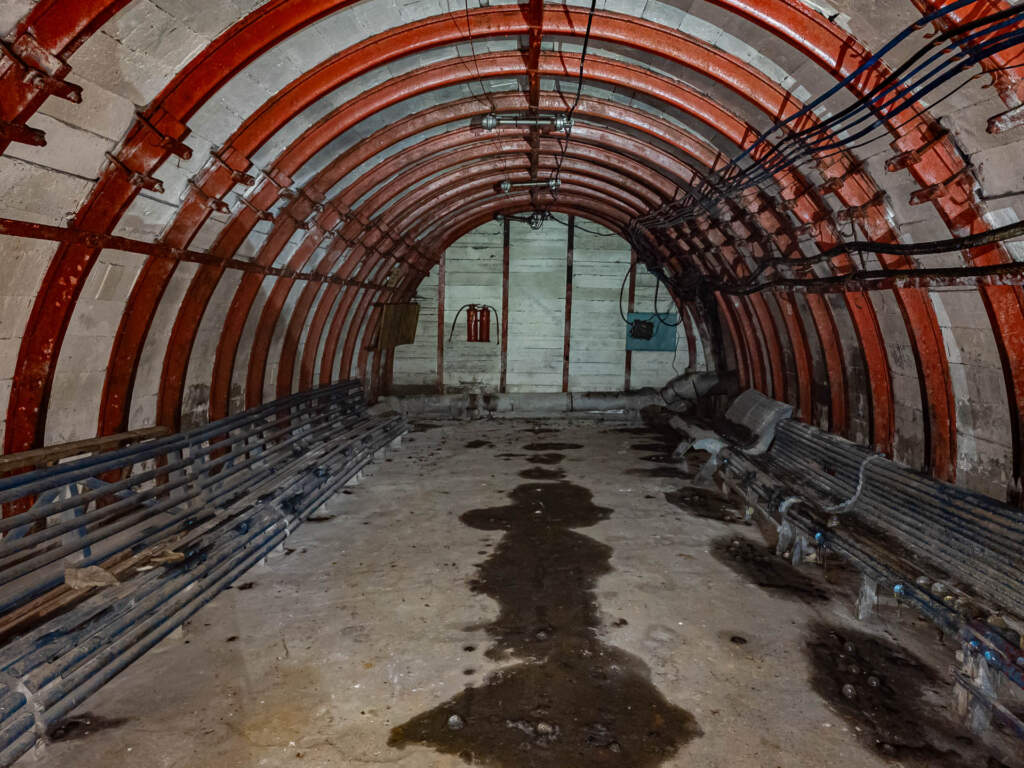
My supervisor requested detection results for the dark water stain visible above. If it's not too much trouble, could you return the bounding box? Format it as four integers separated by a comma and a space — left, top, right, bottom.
711, 537, 830, 602
522, 427, 560, 435
625, 466, 694, 480
807, 623, 1022, 768
466, 440, 494, 449
389, 482, 701, 766
638, 454, 681, 465
522, 442, 584, 451
519, 467, 566, 480
630, 442, 676, 453
665, 487, 747, 524
411, 422, 443, 432
497, 453, 526, 458
48, 713, 130, 742
526, 453, 565, 465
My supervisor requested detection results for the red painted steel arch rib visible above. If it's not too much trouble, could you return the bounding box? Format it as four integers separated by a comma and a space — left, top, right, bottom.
6, 0, 974, 481
338, 190, 656, 391
16, 4, 857, 453
264, 158, 657, 405
280, 145, 688, 409
235, 122, 690, 411
0, 0, 130, 155
271, 154, 662, 402
190, 43, 806, 428
197, 45, 847, 434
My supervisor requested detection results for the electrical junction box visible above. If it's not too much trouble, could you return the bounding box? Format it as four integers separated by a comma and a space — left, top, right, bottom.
625, 312, 677, 351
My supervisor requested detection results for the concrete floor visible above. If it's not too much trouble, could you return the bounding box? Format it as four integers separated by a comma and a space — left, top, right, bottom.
26, 419, 1014, 767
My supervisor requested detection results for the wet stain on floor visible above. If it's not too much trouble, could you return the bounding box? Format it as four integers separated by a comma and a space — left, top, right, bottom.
625, 466, 695, 480
389, 481, 701, 766
630, 442, 676, 454
466, 440, 494, 449
48, 713, 130, 742
665, 487, 747, 524
807, 624, 1022, 768
711, 537, 830, 602
526, 453, 565, 465
519, 467, 566, 480
521, 442, 584, 451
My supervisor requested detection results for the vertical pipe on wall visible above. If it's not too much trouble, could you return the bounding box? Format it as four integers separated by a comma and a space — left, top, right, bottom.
624, 250, 637, 392
500, 218, 510, 394
437, 252, 446, 395
562, 216, 574, 393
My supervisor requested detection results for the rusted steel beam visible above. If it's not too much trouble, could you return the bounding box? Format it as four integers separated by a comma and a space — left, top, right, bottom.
0, 217, 382, 290
501, 218, 511, 394
563, 217, 574, 393
624, 250, 637, 392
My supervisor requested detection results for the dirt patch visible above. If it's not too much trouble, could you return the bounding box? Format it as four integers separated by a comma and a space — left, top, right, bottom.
806, 624, 1022, 767
711, 537, 830, 603
389, 482, 701, 766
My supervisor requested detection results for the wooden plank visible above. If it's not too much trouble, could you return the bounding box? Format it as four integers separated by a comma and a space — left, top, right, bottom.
0, 426, 172, 474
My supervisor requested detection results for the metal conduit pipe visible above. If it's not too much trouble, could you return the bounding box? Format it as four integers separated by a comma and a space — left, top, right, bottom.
0, 383, 407, 766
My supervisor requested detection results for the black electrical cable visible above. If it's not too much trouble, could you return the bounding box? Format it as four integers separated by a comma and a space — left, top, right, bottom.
652, 278, 685, 327
705, 218, 1024, 294
544, 0, 598, 212
637, 3, 1024, 229
548, 213, 616, 236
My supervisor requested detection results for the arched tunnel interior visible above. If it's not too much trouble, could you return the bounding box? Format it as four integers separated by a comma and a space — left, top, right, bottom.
1, 0, 1024, 765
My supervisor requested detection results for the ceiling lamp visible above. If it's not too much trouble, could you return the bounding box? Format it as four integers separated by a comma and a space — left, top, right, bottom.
499, 178, 561, 194
481, 113, 573, 133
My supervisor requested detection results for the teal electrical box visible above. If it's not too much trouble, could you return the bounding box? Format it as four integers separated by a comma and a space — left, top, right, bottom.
626, 313, 677, 351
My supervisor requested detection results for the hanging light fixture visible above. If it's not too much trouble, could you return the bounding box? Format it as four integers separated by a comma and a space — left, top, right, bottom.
480, 112, 573, 133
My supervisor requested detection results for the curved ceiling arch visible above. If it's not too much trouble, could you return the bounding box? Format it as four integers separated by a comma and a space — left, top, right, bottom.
1, 0, 1023, 499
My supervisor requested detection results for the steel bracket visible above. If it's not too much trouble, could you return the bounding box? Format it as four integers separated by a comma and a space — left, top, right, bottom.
187, 180, 230, 214
135, 110, 192, 160
886, 129, 950, 172
909, 167, 972, 206
835, 191, 888, 223
0, 118, 45, 146
0, 34, 82, 103
819, 158, 864, 195
106, 152, 164, 194
235, 194, 275, 222
210, 146, 255, 186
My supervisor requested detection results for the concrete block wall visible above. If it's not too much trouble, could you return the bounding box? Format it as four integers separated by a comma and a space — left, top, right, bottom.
393, 218, 697, 394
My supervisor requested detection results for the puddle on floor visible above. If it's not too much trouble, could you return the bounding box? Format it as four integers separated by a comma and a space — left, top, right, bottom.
525, 453, 565, 465
521, 442, 584, 451
466, 440, 494, 448
48, 713, 130, 742
630, 442, 676, 454
665, 487, 748, 524
519, 467, 566, 480
711, 536, 830, 602
389, 481, 701, 766
806, 624, 1022, 768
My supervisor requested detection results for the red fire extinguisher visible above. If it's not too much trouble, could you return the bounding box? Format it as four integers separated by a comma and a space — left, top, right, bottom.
449, 304, 500, 343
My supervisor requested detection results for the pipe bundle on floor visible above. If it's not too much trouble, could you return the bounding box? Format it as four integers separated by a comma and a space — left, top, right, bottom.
0, 381, 406, 766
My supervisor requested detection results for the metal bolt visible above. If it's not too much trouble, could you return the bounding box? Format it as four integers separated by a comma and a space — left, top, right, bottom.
481, 113, 498, 130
